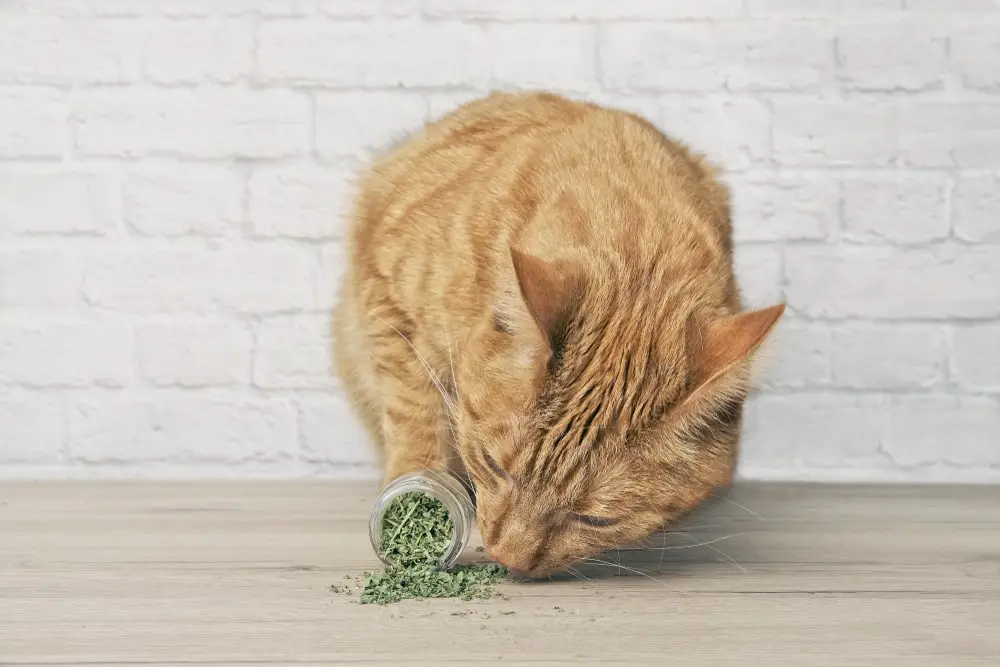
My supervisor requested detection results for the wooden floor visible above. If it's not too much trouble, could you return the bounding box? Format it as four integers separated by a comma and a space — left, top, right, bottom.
1, 483, 998, 666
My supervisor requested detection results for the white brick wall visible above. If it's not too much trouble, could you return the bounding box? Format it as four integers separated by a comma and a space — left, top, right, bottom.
1, 0, 998, 482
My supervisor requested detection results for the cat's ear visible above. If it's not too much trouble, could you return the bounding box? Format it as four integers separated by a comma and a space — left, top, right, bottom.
667, 304, 785, 431
509, 248, 582, 350
691, 304, 785, 392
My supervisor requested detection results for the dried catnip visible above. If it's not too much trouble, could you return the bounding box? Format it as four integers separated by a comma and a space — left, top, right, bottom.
356, 491, 507, 605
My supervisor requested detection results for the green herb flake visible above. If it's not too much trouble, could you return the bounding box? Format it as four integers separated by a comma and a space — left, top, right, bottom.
352, 491, 508, 605
378, 491, 454, 567
360, 563, 508, 605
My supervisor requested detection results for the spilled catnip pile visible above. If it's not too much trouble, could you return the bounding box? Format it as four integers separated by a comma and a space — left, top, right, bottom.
337, 491, 507, 605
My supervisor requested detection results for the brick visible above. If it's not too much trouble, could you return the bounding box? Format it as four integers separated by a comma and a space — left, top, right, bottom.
316, 242, 348, 310
256, 21, 369, 86
741, 394, 887, 469
905, 0, 999, 10
0, 17, 134, 83
136, 19, 253, 83
0, 169, 115, 236
257, 21, 488, 88
490, 24, 596, 92
124, 167, 242, 237
73, 89, 309, 158
254, 315, 335, 389
314, 92, 427, 159
952, 324, 1000, 391
345, 0, 419, 16
723, 25, 834, 91
747, 0, 903, 15
602, 25, 717, 90
201, 0, 414, 16
148, 0, 410, 17
424, 0, 744, 19
0, 393, 63, 464
427, 91, 484, 119
600, 23, 833, 92
658, 98, 770, 170
592, 93, 661, 120
10, 0, 337, 17
837, 21, 948, 91
786, 246, 1000, 319
727, 173, 836, 241
952, 174, 1000, 243
773, 101, 896, 166
248, 166, 352, 240
371, 22, 485, 87
137, 320, 252, 387
831, 325, 946, 389
68, 395, 298, 462
899, 103, 1000, 168
0, 249, 83, 310
884, 396, 1000, 467
10, 0, 148, 15
0, 17, 251, 84
755, 321, 832, 390
0, 87, 68, 157
0, 323, 132, 388
299, 394, 377, 465
84, 245, 317, 314
734, 246, 783, 307
842, 174, 949, 244
949, 25, 1000, 91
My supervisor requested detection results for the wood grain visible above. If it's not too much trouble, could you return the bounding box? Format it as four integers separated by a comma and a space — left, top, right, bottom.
1, 482, 998, 666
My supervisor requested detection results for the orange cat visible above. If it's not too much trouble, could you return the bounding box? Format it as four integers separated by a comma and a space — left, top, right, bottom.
333, 91, 783, 578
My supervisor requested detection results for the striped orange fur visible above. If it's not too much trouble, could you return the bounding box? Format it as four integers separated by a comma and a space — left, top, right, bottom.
333, 91, 783, 577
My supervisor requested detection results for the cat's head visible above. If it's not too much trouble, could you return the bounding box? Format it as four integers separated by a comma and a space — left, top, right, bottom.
454, 248, 784, 578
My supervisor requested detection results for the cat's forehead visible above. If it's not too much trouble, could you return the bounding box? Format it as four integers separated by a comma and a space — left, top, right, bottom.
548, 344, 688, 437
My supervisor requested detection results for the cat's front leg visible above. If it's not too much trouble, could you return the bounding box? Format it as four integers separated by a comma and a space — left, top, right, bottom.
381, 401, 453, 486
368, 312, 454, 486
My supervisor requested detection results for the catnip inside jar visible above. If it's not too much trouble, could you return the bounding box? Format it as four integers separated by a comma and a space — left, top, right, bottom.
368, 470, 476, 568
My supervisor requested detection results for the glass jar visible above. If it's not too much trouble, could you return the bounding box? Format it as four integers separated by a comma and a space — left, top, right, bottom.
368, 470, 476, 569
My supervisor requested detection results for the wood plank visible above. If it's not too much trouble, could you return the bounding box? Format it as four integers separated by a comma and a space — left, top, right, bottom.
0, 482, 998, 666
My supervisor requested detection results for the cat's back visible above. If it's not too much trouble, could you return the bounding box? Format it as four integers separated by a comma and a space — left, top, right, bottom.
351, 90, 728, 255
349, 92, 595, 254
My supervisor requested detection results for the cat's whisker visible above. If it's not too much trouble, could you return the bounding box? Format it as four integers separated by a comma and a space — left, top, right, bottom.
653, 522, 732, 534
713, 494, 767, 522
703, 544, 746, 573
640, 532, 750, 552
376, 316, 458, 416
446, 419, 461, 453
582, 557, 668, 587
565, 566, 591, 583
666, 531, 746, 573
442, 327, 464, 445
445, 328, 459, 399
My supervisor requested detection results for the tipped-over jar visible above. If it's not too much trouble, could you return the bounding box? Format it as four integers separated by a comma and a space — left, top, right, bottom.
368, 470, 476, 569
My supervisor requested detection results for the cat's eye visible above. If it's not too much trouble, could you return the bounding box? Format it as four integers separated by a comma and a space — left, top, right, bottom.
483, 453, 507, 479
571, 513, 619, 528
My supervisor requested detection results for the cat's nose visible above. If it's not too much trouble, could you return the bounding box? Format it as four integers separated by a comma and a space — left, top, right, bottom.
487, 546, 541, 578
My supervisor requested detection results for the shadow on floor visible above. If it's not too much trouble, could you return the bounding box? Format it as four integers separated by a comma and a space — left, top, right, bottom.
558, 486, 775, 582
